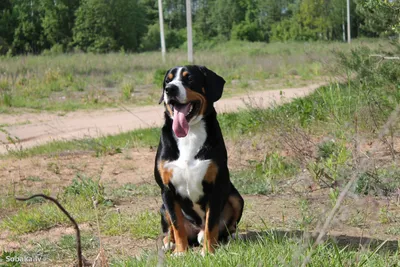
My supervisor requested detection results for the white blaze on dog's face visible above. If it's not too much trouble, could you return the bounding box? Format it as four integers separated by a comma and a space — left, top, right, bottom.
159, 65, 225, 138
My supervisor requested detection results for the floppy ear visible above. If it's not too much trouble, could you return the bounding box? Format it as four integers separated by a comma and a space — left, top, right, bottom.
198, 66, 225, 103
158, 70, 170, 104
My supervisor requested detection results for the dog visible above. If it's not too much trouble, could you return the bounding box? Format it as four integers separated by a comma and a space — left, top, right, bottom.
154, 65, 244, 255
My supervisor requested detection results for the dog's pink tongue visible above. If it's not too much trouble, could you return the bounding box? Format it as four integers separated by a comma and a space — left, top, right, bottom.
172, 104, 191, 138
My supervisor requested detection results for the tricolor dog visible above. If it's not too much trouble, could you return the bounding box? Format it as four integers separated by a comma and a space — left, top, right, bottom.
154, 65, 244, 255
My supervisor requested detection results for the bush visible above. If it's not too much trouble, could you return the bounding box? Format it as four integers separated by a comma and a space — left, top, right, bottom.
231, 21, 265, 42
140, 24, 185, 52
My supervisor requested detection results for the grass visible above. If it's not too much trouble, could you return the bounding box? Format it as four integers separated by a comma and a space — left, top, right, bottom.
0, 175, 108, 234
111, 233, 399, 266
101, 210, 159, 239
22, 233, 99, 262
0, 174, 159, 242
1, 40, 399, 266
231, 153, 299, 195
110, 183, 159, 199
0, 38, 390, 113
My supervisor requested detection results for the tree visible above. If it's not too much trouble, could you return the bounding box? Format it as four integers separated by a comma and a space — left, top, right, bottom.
11, 0, 47, 54
111, 0, 147, 51
356, 0, 400, 38
40, 0, 80, 50
0, 0, 16, 53
72, 0, 116, 52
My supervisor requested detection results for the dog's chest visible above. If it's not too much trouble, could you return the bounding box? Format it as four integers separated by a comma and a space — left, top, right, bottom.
165, 122, 209, 203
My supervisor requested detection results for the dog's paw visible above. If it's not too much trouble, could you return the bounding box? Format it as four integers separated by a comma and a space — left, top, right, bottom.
162, 242, 176, 252
172, 251, 185, 257
201, 249, 216, 257
197, 230, 204, 246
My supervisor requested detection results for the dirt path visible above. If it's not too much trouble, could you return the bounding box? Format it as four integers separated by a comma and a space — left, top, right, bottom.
0, 84, 323, 154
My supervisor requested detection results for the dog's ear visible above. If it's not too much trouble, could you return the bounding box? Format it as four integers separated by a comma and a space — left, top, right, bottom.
158, 70, 170, 104
198, 66, 225, 103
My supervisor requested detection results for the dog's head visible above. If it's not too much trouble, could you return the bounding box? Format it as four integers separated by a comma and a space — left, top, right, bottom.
159, 65, 225, 138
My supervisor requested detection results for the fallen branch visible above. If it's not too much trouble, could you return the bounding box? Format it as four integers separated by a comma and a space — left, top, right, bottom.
369, 54, 400, 60
15, 194, 83, 267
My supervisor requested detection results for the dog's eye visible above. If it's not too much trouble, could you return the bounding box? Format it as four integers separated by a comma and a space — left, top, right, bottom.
165, 78, 171, 83
187, 75, 193, 82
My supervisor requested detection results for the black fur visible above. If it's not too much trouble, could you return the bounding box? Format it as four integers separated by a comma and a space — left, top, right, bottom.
154, 65, 244, 250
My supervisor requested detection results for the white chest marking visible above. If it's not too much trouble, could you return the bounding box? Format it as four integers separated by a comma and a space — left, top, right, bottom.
165, 121, 209, 203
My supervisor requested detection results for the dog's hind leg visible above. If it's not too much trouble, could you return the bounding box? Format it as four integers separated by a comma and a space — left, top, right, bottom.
218, 184, 244, 242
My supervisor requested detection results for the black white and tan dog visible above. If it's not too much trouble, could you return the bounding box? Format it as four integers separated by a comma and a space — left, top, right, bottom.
154, 65, 244, 255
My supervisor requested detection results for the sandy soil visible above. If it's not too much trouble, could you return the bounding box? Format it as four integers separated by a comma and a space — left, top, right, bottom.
0, 84, 323, 154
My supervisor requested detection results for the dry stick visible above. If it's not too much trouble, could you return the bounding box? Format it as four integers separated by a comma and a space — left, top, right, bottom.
15, 194, 83, 267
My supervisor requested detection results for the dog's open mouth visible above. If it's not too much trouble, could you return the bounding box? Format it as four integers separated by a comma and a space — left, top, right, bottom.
169, 100, 200, 138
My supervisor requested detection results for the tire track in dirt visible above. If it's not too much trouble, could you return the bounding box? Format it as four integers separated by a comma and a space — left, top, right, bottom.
0, 84, 323, 154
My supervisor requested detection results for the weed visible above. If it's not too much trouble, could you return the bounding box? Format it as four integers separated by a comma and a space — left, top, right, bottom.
379, 207, 394, 224
111, 183, 159, 199
47, 162, 61, 174
296, 199, 314, 230
64, 174, 107, 206
121, 81, 134, 100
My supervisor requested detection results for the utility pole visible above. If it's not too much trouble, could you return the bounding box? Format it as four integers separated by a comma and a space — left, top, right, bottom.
158, 0, 166, 63
186, 0, 193, 63
347, 0, 351, 43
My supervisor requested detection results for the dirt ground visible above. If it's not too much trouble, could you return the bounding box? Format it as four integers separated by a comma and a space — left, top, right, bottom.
0, 84, 399, 264
0, 84, 324, 154
1, 142, 399, 263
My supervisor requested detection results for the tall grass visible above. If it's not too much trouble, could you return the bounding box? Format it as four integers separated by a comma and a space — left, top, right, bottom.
0, 39, 390, 112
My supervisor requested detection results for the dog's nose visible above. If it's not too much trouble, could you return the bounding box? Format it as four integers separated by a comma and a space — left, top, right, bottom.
165, 84, 178, 97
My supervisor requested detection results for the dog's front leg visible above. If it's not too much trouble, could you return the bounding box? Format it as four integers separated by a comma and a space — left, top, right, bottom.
203, 192, 223, 255
162, 189, 188, 254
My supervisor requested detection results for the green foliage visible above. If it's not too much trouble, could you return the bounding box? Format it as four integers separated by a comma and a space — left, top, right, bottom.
0, 251, 21, 267
64, 174, 107, 205
355, 167, 400, 196
140, 23, 185, 51
0, 0, 397, 54
231, 154, 298, 195
72, 0, 116, 53
356, 0, 400, 37
231, 21, 264, 42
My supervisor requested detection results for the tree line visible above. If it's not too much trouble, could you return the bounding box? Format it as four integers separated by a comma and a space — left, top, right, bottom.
0, 0, 397, 55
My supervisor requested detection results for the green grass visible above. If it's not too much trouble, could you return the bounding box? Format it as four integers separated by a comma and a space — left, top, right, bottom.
0, 39, 390, 112
0, 175, 108, 234
21, 233, 100, 261
111, 233, 399, 266
101, 210, 159, 239
231, 153, 299, 195
110, 183, 159, 199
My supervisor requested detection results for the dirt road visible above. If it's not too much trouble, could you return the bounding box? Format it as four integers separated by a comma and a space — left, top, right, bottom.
0, 84, 323, 154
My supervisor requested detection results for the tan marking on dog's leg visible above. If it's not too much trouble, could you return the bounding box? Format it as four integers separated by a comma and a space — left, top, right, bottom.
163, 212, 175, 247
203, 206, 219, 254
172, 203, 188, 253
